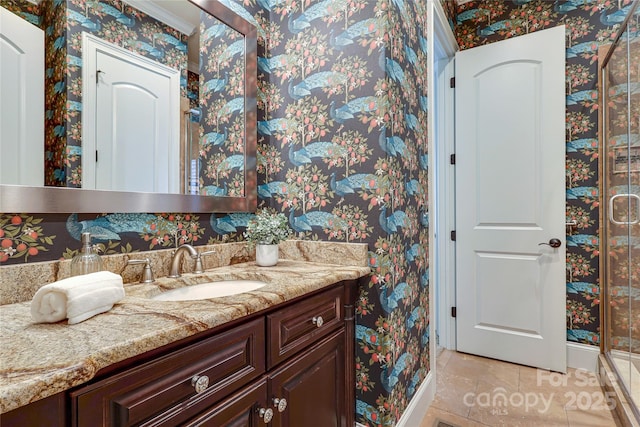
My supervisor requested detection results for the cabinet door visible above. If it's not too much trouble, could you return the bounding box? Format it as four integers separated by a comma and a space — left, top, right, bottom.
183, 378, 268, 427
267, 286, 343, 368
269, 330, 345, 427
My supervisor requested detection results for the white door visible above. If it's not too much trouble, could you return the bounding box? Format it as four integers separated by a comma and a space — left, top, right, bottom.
82, 33, 179, 193
455, 25, 566, 372
0, 6, 44, 186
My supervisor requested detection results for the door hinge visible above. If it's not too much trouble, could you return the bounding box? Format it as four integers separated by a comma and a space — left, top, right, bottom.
450, 230, 456, 241
451, 307, 457, 318
450, 77, 455, 88
96, 150, 98, 162
450, 154, 456, 165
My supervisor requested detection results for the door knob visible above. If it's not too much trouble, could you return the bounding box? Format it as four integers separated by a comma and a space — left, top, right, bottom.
538, 238, 561, 248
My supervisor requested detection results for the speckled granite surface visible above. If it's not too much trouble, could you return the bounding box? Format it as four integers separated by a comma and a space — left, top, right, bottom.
0, 240, 368, 305
0, 241, 369, 414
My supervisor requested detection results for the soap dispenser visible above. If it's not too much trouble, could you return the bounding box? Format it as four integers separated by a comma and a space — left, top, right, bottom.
71, 232, 104, 276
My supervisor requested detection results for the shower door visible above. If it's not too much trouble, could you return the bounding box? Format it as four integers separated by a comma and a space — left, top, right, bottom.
602, 14, 640, 414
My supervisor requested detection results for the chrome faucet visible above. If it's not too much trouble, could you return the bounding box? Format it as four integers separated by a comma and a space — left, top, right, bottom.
168, 244, 199, 278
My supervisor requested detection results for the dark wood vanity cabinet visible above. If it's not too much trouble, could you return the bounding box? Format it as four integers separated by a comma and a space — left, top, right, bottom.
2, 279, 360, 427
185, 330, 346, 427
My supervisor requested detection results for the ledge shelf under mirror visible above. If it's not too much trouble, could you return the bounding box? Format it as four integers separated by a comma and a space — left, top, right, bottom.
0, 0, 257, 213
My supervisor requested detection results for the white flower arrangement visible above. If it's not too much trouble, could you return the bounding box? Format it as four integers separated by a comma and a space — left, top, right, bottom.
243, 210, 292, 246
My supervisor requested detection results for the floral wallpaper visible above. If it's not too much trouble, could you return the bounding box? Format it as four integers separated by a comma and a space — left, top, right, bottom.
1, 0, 429, 425
0, 0, 41, 25
439, 0, 457, 32
604, 27, 640, 353
187, 70, 199, 110
198, 11, 246, 197
455, 0, 637, 347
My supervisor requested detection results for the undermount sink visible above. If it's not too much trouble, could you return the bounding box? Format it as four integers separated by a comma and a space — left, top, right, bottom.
152, 280, 267, 302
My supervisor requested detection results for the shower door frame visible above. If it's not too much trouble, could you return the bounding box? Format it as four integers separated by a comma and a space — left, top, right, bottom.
599, 1, 640, 422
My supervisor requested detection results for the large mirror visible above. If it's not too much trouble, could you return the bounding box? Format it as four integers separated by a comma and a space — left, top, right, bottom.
0, 0, 256, 213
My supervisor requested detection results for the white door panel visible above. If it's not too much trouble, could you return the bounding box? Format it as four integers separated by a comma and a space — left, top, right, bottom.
97, 51, 170, 193
455, 25, 566, 372
82, 33, 179, 193
0, 6, 44, 186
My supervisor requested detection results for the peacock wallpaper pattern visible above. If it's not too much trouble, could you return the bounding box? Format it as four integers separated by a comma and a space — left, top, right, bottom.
454, 0, 637, 350
4, 0, 634, 424
198, 11, 246, 197
2, 0, 429, 425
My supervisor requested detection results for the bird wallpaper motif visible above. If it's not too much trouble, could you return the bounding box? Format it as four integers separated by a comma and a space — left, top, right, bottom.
198, 11, 246, 197
4, 0, 639, 425
2, 0, 429, 424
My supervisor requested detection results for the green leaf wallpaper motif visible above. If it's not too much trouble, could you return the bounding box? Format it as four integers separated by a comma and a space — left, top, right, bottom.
1, 1, 430, 424
5, 0, 635, 424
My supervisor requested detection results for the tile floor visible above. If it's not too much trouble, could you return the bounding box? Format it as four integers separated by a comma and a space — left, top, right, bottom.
420, 349, 621, 427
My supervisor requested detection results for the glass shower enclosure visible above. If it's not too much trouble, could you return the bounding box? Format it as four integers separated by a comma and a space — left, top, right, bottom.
601, 1, 640, 420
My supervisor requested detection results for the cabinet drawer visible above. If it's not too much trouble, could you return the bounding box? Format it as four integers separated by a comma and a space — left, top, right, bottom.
72, 318, 265, 427
183, 377, 267, 426
267, 286, 343, 368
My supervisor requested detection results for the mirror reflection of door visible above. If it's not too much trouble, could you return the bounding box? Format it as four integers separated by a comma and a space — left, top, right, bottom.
0, 6, 44, 187
82, 33, 180, 193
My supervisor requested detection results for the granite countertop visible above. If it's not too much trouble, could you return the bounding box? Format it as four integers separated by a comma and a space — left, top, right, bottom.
0, 259, 370, 414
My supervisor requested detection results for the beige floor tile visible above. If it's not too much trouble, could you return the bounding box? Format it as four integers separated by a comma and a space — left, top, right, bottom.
423, 350, 624, 427
467, 378, 569, 427
437, 348, 454, 371
420, 406, 489, 427
520, 366, 608, 408
444, 352, 497, 381
566, 408, 618, 427
433, 369, 479, 418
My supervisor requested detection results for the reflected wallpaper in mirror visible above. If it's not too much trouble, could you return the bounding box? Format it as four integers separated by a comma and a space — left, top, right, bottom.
0, 0, 247, 197
198, 12, 245, 197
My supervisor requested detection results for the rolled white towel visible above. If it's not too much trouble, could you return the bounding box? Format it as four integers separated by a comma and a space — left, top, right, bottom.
31, 271, 125, 325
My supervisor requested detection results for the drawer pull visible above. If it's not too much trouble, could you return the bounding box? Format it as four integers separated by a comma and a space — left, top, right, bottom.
191, 375, 209, 394
273, 397, 287, 412
312, 316, 324, 327
258, 407, 274, 423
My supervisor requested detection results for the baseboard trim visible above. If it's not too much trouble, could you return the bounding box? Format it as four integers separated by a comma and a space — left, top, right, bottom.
395, 370, 436, 427
567, 342, 600, 372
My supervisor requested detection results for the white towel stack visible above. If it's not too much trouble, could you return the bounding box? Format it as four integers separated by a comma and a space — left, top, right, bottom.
31, 271, 125, 324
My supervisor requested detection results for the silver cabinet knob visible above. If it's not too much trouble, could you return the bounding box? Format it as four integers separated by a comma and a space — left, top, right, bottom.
258, 407, 274, 423
312, 316, 324, 327
191, 375, 209, 394
273, 397, 287, 412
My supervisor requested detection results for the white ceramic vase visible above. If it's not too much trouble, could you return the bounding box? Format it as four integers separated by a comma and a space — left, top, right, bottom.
255, 244, 279, 267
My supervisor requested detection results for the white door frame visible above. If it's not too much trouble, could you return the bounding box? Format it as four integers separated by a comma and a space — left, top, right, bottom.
82, 32, 180, 190
429, 1, 458, 353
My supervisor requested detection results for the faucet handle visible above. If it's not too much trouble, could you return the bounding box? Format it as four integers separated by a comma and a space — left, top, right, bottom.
126, 258, 155, 283
193, 250, 216, 274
